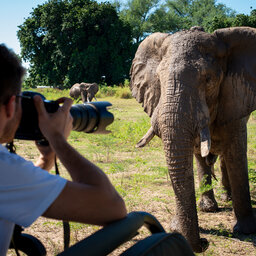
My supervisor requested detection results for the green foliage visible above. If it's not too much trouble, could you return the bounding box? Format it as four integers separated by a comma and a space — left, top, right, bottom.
21, 87, 70, 100
26, 80, 132, 100
248, 168, 256, 183
18, 0, 134, 88
116, 0, 236, 40
163, 0, 235, 32
148, 6, 182, 33
199, 174, 215, 194
118, 0, 162, 43
96, 81, 132, 99
97, 84, 118, 98
207, 16, 233, 32
115, 87, 132, 99
208, 9, 256, 32
115, 83, 132, 99
110, 117, 150, 146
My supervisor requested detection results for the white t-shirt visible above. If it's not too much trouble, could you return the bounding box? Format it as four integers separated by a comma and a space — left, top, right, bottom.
0, 144, 67, 255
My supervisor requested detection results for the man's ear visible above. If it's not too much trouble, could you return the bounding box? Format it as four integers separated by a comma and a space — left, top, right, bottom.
4, 95, 16, 120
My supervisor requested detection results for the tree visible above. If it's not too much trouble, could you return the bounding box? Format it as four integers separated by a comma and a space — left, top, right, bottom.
18, 0, 134, 87
164, 0, 235, 32
116, 0, 235, 43
208, 9, 256, 32
118, 0, 162, 43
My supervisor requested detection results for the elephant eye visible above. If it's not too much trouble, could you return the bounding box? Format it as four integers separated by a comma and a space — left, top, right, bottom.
206, 76, 211, 83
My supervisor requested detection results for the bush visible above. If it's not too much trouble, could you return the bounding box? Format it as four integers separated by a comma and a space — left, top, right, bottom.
22, 80, 133, 100
115, 86, 132, 99
97, 84, 117, 98
97, 81, 132, 99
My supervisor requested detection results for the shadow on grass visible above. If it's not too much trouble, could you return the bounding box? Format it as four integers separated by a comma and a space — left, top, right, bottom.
201, 226, 256, 246
200, 226, 256, 246
216, 206, 233, 212
200, 206, 256, 248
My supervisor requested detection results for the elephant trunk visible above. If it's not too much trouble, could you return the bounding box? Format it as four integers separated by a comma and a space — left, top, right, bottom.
163, 118, 200, 246
160, 91, 209, 252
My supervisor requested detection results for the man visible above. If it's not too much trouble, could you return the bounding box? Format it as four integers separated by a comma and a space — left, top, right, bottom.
0, 44, 127, 255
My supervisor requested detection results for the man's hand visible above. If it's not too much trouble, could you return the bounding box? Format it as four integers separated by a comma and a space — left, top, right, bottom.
33, 96, 73, 143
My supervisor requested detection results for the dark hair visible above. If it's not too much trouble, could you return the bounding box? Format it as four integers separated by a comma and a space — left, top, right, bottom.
0, 44, 26, 105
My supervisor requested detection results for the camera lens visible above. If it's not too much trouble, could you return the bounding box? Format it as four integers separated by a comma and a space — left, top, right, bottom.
14, 91, 114, 141
70, 101, 114, 134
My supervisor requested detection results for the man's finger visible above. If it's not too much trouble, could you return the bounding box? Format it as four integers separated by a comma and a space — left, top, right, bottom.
56, 97, 72, 103
57, 97, 73, 113
33, 95, 47, 117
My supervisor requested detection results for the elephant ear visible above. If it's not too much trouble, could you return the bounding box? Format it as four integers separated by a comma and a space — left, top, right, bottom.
215, 27, 256, 125
92, 83, 99, 93
79, 83, 87, 90
130, 33, 169, 117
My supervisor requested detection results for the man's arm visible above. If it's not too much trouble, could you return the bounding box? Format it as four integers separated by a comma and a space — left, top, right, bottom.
34, 96, 127, 225
35, 142, 55, 171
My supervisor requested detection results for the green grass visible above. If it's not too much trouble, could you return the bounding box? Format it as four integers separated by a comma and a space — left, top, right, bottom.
11, 88, 256, 256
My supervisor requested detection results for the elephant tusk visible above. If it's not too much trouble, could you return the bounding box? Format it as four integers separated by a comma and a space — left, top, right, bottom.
200, 127, 211, 158
136, 127, 155, 148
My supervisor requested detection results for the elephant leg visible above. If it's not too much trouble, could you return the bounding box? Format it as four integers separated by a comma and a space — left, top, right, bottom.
219, 155, 232, 201
81, 91, 87, 103
87, 93, 92, 102
222, 119, 256, 234
195, 153, 218, 212
205, 153, 218, 166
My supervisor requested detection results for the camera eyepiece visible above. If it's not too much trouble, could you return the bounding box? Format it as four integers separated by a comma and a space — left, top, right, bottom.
15, 91, 114, 141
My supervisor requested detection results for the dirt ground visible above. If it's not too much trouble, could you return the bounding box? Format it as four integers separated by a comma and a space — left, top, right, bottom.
8, 176, 256, 255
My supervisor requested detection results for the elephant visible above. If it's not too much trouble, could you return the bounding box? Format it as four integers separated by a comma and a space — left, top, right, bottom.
129, 26, 256, 252
197, 116, 248, 212
69, 82, 99, 103
195, 152, 228, 212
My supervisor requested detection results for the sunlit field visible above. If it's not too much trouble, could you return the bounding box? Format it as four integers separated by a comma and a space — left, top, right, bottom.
7, 88, 256, 255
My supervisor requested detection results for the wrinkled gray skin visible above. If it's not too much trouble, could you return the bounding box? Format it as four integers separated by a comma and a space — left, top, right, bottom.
198, 116, 249, 212
130, 26, 256, 252
69, 82, 99, 102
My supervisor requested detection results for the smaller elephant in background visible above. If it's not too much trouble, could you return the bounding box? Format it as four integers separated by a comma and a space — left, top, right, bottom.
69, 82, 99, 103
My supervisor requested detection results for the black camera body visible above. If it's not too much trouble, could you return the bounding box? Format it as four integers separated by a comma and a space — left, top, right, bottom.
15, 91, 114, 141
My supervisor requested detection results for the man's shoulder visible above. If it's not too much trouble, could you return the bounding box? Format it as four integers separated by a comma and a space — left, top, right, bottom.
0, 143, 29, 166
0, 143, 65, 185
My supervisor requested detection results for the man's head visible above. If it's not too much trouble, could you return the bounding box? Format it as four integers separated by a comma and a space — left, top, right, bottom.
0, 44, 25, 104
0, 45, 26, 143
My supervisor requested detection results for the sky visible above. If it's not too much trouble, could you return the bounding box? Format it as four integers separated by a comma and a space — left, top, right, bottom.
0, 0, 255, 58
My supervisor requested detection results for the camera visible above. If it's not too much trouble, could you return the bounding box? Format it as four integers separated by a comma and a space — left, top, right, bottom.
15, 91, 114, 141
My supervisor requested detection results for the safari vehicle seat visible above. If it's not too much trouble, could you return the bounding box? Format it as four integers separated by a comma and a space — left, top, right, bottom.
9, 211, 195, 256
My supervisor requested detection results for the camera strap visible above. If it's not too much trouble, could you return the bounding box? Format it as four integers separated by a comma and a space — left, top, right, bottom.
54, 156, 71, 250
5, 142, 21, 256
6, 141, 16, 153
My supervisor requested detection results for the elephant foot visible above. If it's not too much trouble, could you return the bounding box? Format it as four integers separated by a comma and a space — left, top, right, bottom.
170, 217, 209, 253
233, 215, 256, 234
199, 193, 218, 212
191, 238, 209, 253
